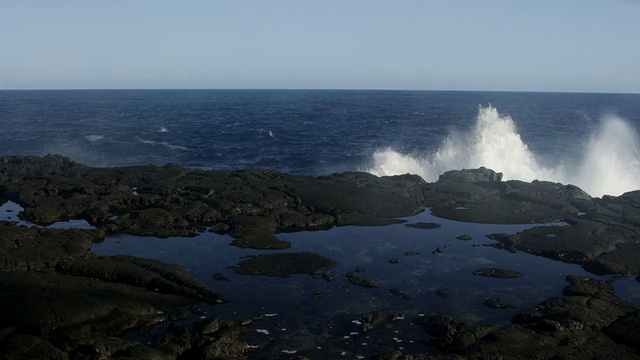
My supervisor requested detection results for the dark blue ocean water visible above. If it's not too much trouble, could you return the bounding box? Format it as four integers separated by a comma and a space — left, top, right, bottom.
1, 90, 639, 188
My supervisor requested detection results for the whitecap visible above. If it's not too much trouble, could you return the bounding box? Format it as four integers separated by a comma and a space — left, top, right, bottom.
85, 135, 104, 141
136, 137, 192, 152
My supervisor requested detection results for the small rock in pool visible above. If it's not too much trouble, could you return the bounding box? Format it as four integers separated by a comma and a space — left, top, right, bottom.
390, 288, 412, 300
313, 290, 322, 296
389, 258, 401, 264
391, 312, 405, 321
483, 298, 517, 309
212, 273, 230, 281
435, 288, 450, 298
321, 272, 338, 281
456, 234, 472, 240
405, 222, 441, 229
404, 251, 421, 256
354, 267, 367, 273
360, 312, 386, 333
234, 252, 337, 277
433, 246, 446, 254
472, 267, 524, 279
345, 272, 378, 288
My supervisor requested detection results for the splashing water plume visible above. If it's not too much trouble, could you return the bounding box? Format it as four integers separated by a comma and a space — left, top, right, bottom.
367, 105, 640, 197
576, 116, 640, 197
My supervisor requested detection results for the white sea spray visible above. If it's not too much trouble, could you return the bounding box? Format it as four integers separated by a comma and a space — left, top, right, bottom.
367, 105, 640, 197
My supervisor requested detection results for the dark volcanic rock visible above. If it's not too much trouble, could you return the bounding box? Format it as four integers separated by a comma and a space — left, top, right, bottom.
605, 310, 640, 351
189, 317, 250, 359
404, 222, 441, 229
435, 288, 450, 298
390, 288, 412, 300
472, 267, 524, 279
439, 167, 503, 182
233, 252, 337, 277
56, 255, 227, 303
0, 155, 427, 247
229, 231, 292, 250
360, 312, 386, 333
321, 272, 338, 281
212, 272, 230, 282
417, 276, 639, 359
0, 222, 101, 272
423, 168, 640, 276
0, 270, 203, 359
483, 297, 517, 309
345, 272, 378, 288
6, 156, 640, 275
433, 246, 446, 253
153, 323, 191, 357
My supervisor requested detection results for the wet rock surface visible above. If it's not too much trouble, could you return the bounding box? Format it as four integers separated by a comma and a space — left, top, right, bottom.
483, 297, 517, 309
404, 222, 441, 229
1, 156, 640, 358
416, 276, 639, 359
472, 267, 524, 279
345, 271, 379, 288
232, 252, 337, 277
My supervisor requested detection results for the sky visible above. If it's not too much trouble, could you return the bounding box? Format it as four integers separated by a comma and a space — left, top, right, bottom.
1, 0, 639, 92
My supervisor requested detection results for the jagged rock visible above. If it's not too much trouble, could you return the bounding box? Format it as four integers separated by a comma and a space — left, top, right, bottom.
405, 222, 441, 229
321, 272, 338, 281
472, 267, 524, 279
390, 288, 412, 300
435, 288, 450, 298
56, 255, 227, 303
345, 272, 378, 288
212, 273, 230, 282
418, 276, 640, 358
361, 312, 386, 333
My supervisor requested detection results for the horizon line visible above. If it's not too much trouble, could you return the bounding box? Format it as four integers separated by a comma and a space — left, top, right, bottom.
1, 87, 639, 95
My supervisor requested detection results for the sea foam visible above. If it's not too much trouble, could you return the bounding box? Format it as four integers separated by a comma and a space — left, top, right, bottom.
367, 105, 640, 197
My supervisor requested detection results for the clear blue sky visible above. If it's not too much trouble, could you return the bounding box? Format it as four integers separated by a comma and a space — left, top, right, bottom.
1, 0, 639, 92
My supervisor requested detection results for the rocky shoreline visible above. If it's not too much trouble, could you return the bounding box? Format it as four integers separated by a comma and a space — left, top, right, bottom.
1, 155, 639, 359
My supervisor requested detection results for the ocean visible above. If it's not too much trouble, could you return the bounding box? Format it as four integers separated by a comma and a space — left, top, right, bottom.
3, 90, 640, 357
2, 89, 640, 196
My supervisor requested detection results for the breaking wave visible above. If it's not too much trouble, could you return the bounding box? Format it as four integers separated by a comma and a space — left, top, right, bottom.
367, 105, 640, 197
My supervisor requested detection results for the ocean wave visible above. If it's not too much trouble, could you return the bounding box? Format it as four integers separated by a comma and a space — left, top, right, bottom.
84, 135, 104, 142
366, 105, 640, 197
137, 138, 192, 152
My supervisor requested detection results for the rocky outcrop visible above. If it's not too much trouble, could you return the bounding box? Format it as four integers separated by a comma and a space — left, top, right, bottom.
232, 252, 337, 276
424, 167, 640, 275
417, 276, 639, 359
0, 155, 428, 249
